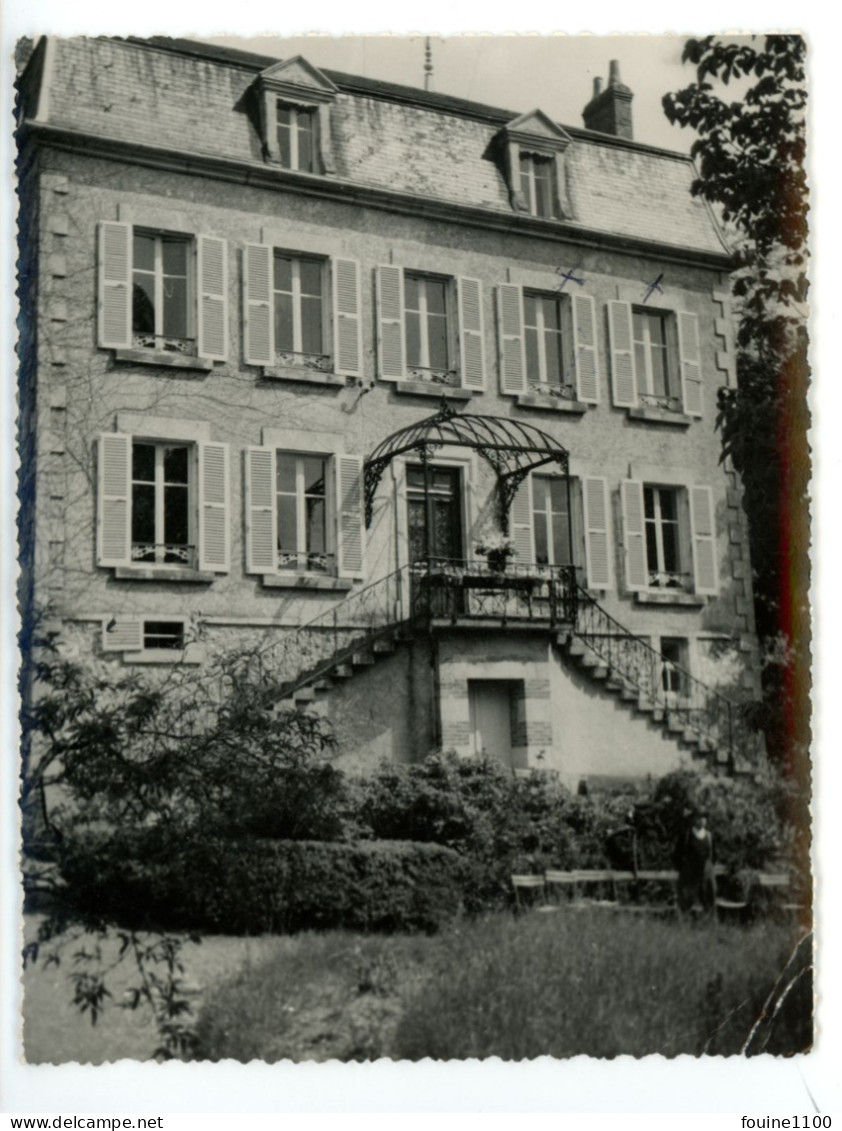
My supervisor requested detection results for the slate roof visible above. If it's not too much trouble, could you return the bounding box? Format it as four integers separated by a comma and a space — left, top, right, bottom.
30, 35, 730, 258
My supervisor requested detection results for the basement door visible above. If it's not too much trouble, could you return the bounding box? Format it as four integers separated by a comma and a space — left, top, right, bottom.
469, 680, 515, 767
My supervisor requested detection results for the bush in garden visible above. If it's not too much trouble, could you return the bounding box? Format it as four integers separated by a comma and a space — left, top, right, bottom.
59, 829, 464, 935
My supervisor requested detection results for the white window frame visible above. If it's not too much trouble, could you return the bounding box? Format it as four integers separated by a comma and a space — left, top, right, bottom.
272, 251, 328, 359
276, 101, 318, 172
519, 152, 557, 218
531, 473, 577, 569
404, 272, 455, 373
275, 451, 333, 574
131, 229, 194, 353
130, 440, 196, 568
633, 307, 672, 401
643, 484, 689, 590
523, 290, 568, 389
97, 418, 229, 577
98, 221, 228, 363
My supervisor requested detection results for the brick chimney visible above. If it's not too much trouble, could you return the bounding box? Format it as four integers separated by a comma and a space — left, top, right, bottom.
582, 60, 633, 140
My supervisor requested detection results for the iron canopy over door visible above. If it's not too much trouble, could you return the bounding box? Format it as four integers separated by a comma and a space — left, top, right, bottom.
407, 463, 463, 564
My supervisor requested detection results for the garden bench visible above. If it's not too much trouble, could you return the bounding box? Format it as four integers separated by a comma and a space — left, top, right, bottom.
512, 867, 799, 919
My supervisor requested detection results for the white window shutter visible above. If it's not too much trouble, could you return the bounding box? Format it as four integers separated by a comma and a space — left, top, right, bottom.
243, 244, 274, 366
608, 301, 637, 407
376, 265, 405, 379
497, 284, 526, 395
510, 476, 534, 565
101, 617, 143, 653
690, 485, 718, 595
245, 447, 277, 574
197, 235, 228, 361
583, 477, 611, 589
97, 432, 132, 567
621, 479, 648, 591
98, 222, 132, 349
335, 454, 365, 579
678, 311, 703, 417
572, 293, 600, 403
457, 277, 485, 391
333, 257, 363, 378
198, 442, 230, 572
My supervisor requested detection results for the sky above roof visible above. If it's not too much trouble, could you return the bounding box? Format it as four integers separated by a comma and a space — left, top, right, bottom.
197, 34, 718, 153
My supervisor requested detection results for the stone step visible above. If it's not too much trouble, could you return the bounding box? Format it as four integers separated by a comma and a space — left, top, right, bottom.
333, 663, 353, 678
351, 651, 375, 667
591, 665, 608, 680
620, 687, 639, 702
314, 679, 333, 692
294, 687, 317, 702
373, 638, 395, 654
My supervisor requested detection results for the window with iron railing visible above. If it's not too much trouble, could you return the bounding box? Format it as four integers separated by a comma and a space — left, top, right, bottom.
131, 441, 195, 568
132, 231, 194, 355
644, 485, 690, 589
276, 453, 331, 572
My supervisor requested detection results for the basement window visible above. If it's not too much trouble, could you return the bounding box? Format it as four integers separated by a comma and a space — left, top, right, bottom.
142, 620, 185, 650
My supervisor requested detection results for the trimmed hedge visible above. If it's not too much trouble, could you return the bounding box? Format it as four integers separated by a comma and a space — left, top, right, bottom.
59, 830, 464, 935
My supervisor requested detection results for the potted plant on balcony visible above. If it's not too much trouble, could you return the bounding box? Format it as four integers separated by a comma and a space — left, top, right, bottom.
474, 533, 517, 574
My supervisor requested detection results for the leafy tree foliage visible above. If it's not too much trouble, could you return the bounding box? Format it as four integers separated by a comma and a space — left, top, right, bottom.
21, 621, 344, 1056
663, 37, 809, 780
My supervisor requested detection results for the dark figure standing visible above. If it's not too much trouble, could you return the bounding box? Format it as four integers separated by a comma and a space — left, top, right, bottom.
674, 809, 716, 916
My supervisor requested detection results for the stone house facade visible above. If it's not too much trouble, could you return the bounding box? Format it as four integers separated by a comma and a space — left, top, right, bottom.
16, 36, 763, 788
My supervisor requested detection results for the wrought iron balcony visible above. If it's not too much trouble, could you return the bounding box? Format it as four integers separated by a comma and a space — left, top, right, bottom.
409, 557, 579, 626
638, 393, 682, 413
131, 542, 197, 568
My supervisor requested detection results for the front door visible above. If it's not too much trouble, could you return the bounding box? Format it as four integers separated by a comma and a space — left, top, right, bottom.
407, 464, 463, 564
469, 680, 515, 767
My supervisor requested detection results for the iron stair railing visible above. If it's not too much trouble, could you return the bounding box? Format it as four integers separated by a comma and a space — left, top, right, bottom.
571, 585, 746, 766
222, 562, 750, 768
239, 565, 414, 701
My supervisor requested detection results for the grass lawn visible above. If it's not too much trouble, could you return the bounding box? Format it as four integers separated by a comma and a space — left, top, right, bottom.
194, 909, 810, 1062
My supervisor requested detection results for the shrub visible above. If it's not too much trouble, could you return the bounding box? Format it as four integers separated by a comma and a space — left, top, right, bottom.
59, 831, 464, 935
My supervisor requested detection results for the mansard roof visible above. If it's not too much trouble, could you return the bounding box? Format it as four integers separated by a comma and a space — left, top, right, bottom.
22, 35, 731, 259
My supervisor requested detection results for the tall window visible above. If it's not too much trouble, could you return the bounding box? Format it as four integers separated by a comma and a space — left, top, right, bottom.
519, 153, 556, 217
407, 465, 463, 563
131, 442, 192, 566
644, 486, 685, 587
524, 293, 565, 387
633, 309, 671, 399
132, 232, 191, 352
276, 453, 328, 571
405, 274, 451, 371
276, 103, 316, 172
532, 476, 574, 567
273, 254, 324, 356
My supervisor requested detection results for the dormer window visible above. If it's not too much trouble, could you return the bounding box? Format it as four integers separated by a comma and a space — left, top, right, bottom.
519, 153, 558, 218
254, 56, 338, 175
497, 109, 573, 220
276, 103, 317, 172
